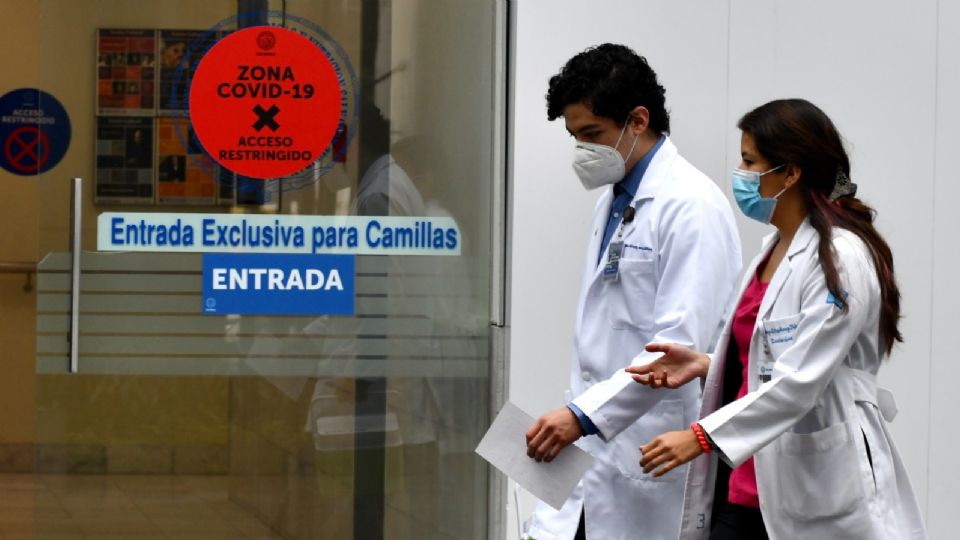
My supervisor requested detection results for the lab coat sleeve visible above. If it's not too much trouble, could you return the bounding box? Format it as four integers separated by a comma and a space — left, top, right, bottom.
571, 195, 742, 441
698, 235, 875, 467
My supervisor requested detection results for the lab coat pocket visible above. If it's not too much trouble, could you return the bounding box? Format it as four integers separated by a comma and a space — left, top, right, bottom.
607, 257, 656, 331
777, 421, 865, 520
855, 402, 888, 496
761, 313, 803, 363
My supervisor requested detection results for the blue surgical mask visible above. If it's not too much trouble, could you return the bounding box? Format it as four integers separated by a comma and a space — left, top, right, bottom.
731, 165, 787, 223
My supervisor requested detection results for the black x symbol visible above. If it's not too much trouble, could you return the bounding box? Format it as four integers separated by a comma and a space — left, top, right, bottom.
252, 104, 280, 131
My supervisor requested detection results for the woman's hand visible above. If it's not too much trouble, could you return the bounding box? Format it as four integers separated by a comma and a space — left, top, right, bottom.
625, 343, 710, 389
639, 429, 704, 477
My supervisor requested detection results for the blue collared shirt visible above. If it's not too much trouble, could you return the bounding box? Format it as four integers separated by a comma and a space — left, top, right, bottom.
597, 135, 666, 264
567, 403, 600, 437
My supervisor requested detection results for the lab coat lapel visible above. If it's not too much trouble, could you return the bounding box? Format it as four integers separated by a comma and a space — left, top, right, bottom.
758, 219, 817, 319
576, 189, 613, 335
588, 189, 614, 275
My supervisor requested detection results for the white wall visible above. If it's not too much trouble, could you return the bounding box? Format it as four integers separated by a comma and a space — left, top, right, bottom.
928, 0, 960, 535
506, 1, 956, 538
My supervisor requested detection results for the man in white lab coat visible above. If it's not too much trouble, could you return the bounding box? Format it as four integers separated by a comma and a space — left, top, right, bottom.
523, 44, 742, 540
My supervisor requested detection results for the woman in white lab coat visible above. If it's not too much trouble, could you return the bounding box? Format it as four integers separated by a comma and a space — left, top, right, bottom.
626, 99, 927, 539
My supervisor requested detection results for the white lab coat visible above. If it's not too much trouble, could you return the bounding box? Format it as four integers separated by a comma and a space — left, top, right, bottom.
679, 220, 927, 540
526, 137, 742, 540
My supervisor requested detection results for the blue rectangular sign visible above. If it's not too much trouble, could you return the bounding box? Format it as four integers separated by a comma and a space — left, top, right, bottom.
202, 253, 355, 315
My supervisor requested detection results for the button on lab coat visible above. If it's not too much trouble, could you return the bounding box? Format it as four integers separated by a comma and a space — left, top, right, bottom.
526, 137, 742, 540
679, 220, 927, 540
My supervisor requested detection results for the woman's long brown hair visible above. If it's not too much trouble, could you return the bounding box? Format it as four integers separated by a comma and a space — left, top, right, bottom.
738, 99, 902, 354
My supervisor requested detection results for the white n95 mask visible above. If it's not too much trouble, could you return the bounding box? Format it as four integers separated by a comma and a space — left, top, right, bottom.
571, 119, 639, 190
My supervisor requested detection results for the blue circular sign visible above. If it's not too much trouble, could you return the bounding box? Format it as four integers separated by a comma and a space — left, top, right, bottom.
0, 88, 71, 175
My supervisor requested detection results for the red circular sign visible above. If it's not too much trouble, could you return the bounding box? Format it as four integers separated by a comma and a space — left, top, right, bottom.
189, 26, 342, 179
4, 126, 50, 174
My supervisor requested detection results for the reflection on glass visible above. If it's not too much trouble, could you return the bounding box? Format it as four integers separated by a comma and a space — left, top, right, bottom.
21, 0, 497, 539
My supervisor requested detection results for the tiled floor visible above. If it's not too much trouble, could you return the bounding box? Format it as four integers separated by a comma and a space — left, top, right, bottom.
0, 474, 284, 539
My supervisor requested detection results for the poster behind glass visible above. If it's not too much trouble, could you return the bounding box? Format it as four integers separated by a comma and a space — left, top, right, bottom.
156, 117, 217, 205
95, 116, 154, 204
96, 29, 155, 116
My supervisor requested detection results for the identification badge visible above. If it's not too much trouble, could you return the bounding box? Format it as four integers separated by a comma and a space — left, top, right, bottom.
758, 362, 774, 383
603, 241, 624, 282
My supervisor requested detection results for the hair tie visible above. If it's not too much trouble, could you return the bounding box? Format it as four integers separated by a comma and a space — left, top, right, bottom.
829, 166, 858, 202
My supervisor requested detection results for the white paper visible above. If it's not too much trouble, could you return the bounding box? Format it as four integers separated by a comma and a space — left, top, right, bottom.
475, 401, 595, 510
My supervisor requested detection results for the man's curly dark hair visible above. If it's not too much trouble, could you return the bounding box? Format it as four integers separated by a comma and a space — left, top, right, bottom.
546, 43, 670, 134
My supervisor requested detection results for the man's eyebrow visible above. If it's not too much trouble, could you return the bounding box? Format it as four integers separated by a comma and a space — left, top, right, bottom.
569, 123, 601, 136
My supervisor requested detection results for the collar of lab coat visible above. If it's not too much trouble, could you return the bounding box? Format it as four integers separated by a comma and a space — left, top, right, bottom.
631, 135, 677, 203
756, 217, 818, 319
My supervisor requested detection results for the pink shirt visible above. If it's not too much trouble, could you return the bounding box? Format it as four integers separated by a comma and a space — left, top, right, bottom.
726, 270, 769, 508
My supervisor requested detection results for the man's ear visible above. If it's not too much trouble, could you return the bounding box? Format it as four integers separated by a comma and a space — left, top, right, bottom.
627, 106, 650, 134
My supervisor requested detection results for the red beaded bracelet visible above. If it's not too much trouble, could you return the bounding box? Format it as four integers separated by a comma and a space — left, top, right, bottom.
690, 422, 712, 454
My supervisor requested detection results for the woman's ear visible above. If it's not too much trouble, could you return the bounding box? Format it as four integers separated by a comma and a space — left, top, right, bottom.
783, 163, 802, 189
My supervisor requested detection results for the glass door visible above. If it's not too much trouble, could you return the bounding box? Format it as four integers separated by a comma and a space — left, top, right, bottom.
0, 0, 503, 538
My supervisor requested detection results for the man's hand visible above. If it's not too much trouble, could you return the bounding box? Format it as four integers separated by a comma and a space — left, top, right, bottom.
625, 343, 710, 389
525, 407, 584, 462
639, 429, 703, 477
